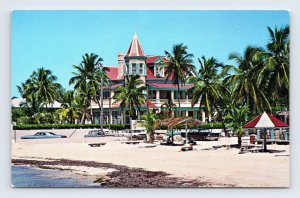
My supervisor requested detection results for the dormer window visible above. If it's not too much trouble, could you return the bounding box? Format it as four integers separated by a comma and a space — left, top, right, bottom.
155, 65, 164, 77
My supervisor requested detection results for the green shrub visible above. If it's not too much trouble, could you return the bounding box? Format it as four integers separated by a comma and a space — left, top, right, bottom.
14, 123, 127, 130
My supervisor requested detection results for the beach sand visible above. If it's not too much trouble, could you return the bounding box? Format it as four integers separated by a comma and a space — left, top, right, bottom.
11, 129, 290, 187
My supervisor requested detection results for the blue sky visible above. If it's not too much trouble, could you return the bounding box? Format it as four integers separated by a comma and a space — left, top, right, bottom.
11, 10, 289, 97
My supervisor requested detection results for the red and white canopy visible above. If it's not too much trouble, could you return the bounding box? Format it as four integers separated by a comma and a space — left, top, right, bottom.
243, 111, 289, 128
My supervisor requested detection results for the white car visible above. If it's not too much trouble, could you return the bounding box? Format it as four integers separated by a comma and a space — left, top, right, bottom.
124, 129, 147, 140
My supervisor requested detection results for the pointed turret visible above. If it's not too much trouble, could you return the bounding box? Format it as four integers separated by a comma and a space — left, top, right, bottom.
126, 32, 145, 57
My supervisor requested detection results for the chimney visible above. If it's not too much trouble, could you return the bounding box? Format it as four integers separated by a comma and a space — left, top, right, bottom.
117, 52, 125, 78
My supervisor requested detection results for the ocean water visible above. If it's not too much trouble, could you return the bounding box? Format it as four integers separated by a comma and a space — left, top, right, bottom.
11, 165, 100, 188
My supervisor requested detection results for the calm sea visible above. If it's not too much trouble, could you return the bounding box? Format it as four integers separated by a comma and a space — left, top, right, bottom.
11, 165, 100, 188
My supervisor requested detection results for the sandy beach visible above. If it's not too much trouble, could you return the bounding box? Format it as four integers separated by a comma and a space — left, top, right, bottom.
11, 129, 290, 187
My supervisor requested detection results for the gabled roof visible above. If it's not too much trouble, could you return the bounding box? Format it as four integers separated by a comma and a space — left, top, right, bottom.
105, 66, 118, 80
146, 56, 169, 64
146, 67, 174, 79
126, 32, 145, 57
242, 112, 289, 128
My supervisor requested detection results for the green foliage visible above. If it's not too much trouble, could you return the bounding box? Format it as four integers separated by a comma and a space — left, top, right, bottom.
139, 111, 159, 142
69, 53, 108, 124
12, 107, 27, 122
113, 75, 146, 118
17, 67, 62, 113
157, 122, 223, 130
224, 105, 250, 137
165, 43, 195, 111
14, 123, 127, 130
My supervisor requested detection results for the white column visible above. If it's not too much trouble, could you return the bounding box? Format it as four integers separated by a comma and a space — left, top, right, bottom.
185, 110, 188, 117
171, 91, 174, 102
156, 90, 160, 103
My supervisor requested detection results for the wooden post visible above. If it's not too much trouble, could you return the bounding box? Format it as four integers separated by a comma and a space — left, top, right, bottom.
263, 128, 267, 152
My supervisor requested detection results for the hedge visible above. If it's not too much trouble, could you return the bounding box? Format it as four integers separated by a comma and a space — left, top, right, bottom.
14, 122, 223, 130
157, 122, 223, 130
14, 124, 128, 130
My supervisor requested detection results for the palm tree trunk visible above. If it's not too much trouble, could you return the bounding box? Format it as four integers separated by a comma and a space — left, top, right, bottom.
80, 109, 86, 124
211, 100, 227, 137
177, 83, 181, 117
95, 99, 101, 124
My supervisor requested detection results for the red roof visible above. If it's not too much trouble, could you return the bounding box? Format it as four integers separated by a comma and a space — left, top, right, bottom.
144, 101, 157, 108
243, 112, 289, 128
148, 83, 193, 89
146, 67, 174, 79
147, 67, 155, 78
105, 66, 118, 80
146, 56, 169, 64
126, 33, 145, 57
103, 83, 122, 89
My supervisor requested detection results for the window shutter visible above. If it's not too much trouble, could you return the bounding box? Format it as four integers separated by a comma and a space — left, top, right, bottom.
129, 64, 132, 75
123, 64, 126, 75
136, 64, 140, 75
144, 64, 146, 75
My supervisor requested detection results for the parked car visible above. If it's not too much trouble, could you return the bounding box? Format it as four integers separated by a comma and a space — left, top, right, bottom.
84, 130, 105, 138
184, 128, 220, 141
124, 129, 147, 140
165, 129, 182, 137
21, 132, 67, 139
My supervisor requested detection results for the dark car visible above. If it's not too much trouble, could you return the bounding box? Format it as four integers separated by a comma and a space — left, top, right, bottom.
21, 132, 67, 139
84, 130, 105, 138
182, 128, 220, 141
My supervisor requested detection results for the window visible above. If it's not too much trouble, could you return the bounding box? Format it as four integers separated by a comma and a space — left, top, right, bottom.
132, 63, 136, 74
103, 91, 110, 99
150, 90, 156, 99
103, 111, 109, 124
139, 64, 143, 75
112, 111, 119, 124
155, 65, 161, 77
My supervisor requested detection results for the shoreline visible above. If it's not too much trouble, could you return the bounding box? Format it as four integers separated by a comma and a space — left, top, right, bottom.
12, 158, 233, 188
11, 136, 289, 187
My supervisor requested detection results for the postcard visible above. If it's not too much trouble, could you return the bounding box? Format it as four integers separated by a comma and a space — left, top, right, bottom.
11, 10, 289, 188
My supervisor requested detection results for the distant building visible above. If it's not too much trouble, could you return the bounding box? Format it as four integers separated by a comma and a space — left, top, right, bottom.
91, 33, 205, 124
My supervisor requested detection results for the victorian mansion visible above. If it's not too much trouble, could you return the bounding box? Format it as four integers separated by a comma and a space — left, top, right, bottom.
91, 33, 204, 124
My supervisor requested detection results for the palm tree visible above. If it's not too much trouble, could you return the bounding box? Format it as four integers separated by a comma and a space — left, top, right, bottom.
224, 46, 272, 113
224, 105, 250, 146
113, 75, 146, 126
160, 98, 176, 118
256, 26, 289, 110
165, 44, 195, 116
30, 68, 62, 106
69, 53, 107, 124
57, 90, 81, 123
17, 68, 62, 118
187, 56, 228, 134
139, 110, 159, 143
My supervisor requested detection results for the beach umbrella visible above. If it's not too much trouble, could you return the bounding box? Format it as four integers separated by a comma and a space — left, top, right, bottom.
242, 111, 289, 152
